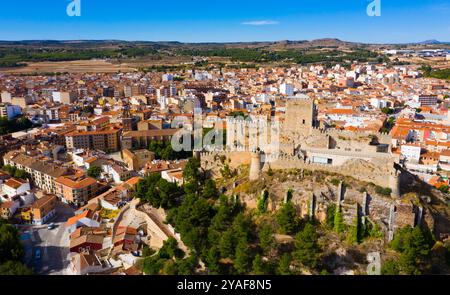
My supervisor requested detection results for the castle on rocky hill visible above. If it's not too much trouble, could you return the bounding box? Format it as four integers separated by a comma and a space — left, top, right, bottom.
199, 95, 401, 197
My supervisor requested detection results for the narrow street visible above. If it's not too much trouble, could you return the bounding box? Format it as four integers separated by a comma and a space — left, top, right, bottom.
21, 202, 75, 275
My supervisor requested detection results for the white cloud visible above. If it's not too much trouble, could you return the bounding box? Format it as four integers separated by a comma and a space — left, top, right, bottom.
242, 20, 279, 26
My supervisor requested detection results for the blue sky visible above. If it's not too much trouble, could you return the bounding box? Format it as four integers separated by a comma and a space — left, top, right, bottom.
0, 0, 449, 43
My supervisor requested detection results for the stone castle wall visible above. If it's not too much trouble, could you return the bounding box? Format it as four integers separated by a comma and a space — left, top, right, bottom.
263, 154, 395, 188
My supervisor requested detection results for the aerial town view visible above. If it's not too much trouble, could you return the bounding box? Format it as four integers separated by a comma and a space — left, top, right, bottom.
0, 0, 450, 282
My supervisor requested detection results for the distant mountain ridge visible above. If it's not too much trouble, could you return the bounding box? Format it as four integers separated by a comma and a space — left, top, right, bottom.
0, 38, 448, 49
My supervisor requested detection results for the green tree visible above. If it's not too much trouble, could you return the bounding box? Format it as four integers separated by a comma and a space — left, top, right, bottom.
381, 259, 400, 275
0, 220, 31, 275
252, 254, 265, 275
220, 164, 235, 179
203, 179, 219, 199
234, 238, 251, 274
0, 220, 24, 263
381, 107, 394, 115
375, 186, 392, 196
277, 253, 292, 275
159, 237, 184, 260
87, 165, 102, 178
183, 157, 202, 184
438, 185, 449, 193
258, 223, 275, 254
148, 141, 190, 160
333, 208, 345, 233
142, 244, 156, 257
0, 261, 33, 275
219, 229, 236, 259
205, 246, 221, 274
293, 223, 321, 269
13, 169, 28, 180
2, 165, 16, 176
136, 173, 183, 209
162, 259, 177, 275
347, 215, 361, 245
175, 255, 198, 275
142, 256, 166, 275
326, 204, 336, 229
257, 191, 269, 214
231, 213, 252, 242
389, 225, 434, 274
167, 194, 214, 252
276, 201, 298, 235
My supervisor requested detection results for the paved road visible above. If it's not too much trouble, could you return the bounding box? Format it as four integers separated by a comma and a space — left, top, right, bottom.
25, 202, 75, 275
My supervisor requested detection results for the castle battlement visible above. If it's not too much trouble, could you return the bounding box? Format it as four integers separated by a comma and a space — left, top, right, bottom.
310, 126, 391, 139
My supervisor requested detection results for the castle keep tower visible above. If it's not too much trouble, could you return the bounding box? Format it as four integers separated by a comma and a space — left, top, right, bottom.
249, 151, 262, 181
283, 95, 316, 141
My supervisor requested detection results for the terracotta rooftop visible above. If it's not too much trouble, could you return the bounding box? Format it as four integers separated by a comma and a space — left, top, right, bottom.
4, 178, 27, 190
31, 194, 57, 210
56, 175, 97, 190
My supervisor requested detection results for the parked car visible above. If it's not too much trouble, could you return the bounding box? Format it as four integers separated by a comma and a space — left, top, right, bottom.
131, 251, 141, 257
35, 248, 41, 260
47, 223, 56, 230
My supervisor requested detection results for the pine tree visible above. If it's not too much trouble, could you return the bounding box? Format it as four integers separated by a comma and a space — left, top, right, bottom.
252, 254, 265, 275
234, 238, 251, 274
205, 247, 221, 274
277, 253, 292, 275
293, 223, 321, 269
258, 223, 275, 254
333, 208, 345, 233
347, 215, 359, 244
276, 201, 298, 235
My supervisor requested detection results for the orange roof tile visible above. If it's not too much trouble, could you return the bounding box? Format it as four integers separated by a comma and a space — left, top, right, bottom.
66, 210, 89, 227
4, 178, 27, 189
56, 175, 97, 190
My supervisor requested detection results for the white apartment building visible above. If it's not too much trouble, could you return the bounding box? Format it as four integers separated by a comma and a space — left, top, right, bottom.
280, 83, 294, 96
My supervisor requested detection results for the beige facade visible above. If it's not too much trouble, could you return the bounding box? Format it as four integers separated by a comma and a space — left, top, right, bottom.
65, 129, 121, 152
122, 129, 179, 150
55, 175, 99, 206
3, 151, 69, 194
122, 149, 155, 170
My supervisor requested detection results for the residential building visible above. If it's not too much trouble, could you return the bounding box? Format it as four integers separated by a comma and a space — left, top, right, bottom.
1, 178, 31, 197
66, 208, 101, 233
400, 145, 422, 163
24, 194, 58, 225
121, 129, 179, 150
419, 95, 438, 107
69, 228, 105, 253
55, 173, 99, 206
11, 97, 32, 109
161, 168, 184, 185
52, 91, 77, 105
280, 83, 294, 96
3, 151, 70, 193
0, 201, 19, 219
65, 128, 121, 152
0, 103, 22, 120
68, 252, 110, 275
122, 149, 155, 170
102, 163, 133, 184
0, 91, 12, 103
